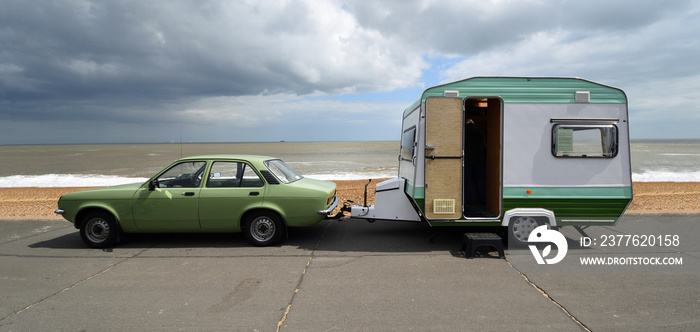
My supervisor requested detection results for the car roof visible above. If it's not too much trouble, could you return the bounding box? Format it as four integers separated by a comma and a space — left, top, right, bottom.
177, 155, 278, 162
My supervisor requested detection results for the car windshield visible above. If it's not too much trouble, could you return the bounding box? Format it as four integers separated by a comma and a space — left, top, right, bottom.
264, 159, 303, 183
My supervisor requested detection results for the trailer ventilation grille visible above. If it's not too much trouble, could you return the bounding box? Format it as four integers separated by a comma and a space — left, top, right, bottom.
575, 91, 590, 103
444, 90, 459, 98
433, 199, 456, 214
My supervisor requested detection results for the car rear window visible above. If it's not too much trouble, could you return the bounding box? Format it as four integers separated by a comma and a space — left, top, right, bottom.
264, 159, 303, 183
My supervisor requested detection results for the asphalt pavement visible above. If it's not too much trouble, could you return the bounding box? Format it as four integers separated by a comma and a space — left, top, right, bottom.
0, 214, 698, 331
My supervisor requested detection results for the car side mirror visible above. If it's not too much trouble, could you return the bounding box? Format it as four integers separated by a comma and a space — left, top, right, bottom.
148, 179, 158, 191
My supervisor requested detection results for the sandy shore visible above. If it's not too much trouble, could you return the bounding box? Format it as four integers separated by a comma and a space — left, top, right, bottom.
1, 181, 699, 220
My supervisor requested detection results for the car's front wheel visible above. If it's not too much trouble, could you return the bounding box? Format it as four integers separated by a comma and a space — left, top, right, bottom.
80, 211, 121, 248
242, 211, 284, 246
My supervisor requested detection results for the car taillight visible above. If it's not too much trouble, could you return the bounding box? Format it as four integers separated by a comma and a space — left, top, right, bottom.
327, 190, 336, 205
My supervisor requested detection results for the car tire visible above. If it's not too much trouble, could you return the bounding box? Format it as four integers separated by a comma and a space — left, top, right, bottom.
80, 211, 121, 248
242, 211, 285, 246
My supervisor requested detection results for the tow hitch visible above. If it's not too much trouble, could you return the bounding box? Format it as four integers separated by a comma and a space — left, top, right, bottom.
324, 179, 375, 222
337, 179, 374, 222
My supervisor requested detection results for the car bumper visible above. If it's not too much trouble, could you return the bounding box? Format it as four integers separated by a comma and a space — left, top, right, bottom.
54, 209, 65, 215
317, 196, 339, 215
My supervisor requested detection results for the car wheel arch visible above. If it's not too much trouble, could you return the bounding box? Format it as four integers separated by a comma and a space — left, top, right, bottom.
240, 208, 287, 230
75, 207, 120, 229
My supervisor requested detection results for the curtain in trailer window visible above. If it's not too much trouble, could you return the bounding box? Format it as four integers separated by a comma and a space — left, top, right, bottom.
552, 123, 618, 158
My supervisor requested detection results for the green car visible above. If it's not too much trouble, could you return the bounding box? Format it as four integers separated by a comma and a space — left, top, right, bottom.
55, 155, 338, 248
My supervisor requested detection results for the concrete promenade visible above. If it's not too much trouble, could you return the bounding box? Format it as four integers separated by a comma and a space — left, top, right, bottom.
1, 215, 698, 331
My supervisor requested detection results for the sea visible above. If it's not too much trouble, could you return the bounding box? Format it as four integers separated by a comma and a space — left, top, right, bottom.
0, 140, 698, 187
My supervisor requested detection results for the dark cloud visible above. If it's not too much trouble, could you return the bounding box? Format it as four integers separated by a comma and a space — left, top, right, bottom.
0, 0, 698, 143
344, 0, 695, 55
1, 1, 419, 102
0, 1, 412, 132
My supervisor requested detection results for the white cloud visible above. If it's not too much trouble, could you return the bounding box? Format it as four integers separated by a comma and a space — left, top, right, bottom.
177, 92, 406, 138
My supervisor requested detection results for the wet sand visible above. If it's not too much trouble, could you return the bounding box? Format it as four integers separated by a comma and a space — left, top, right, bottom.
1, 181, 699, 220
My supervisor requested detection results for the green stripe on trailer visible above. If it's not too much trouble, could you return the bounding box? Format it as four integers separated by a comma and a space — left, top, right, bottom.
503, 186, 632, 199
410, 186, 631, 222
406, 182, 424, 199
502, 198, 630, 222
409, 186, 631, 203
428, 221, 503, 227
503, 186, 631, 221
404, 77, 627, 117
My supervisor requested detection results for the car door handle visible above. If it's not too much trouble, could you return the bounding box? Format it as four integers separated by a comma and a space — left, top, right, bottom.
181, 192, 195, 196
249, 191, 260, 196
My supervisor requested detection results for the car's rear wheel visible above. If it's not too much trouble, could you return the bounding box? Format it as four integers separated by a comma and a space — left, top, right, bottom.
243, 211, 284, 246
80, 211, 120, 248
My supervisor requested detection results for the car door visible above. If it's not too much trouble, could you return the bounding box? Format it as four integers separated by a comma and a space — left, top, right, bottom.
198, 161, 265, 231
132, 160, 206, 230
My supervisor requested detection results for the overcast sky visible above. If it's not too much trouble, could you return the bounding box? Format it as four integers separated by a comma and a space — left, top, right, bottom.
1, 0, 699, 144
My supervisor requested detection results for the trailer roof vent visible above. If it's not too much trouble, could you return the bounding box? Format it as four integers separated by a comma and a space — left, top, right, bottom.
444, 90, 459, 98
575, 91, 590, 103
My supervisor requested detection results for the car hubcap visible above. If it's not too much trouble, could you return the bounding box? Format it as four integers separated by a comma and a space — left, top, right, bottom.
86, 218, 110, 243
511, 216, 538, 242
250, 217, 275, 242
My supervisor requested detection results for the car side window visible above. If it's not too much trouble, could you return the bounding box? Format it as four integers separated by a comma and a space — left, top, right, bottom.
156, 161, 207, 188
207, 161, 263, 188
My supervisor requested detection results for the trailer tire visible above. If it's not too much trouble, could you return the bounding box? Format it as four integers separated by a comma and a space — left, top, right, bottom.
508, 216, 540, 246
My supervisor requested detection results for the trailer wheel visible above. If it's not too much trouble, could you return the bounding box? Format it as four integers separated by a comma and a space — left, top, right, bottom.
508, 216, 540, 246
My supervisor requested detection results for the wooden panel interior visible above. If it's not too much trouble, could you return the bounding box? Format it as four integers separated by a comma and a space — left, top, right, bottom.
485, 99, 502, 217
464, 97, 502, 218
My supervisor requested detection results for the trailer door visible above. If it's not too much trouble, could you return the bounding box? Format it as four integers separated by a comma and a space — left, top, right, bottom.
424, 97, 463, 220
463, 97, 503, 219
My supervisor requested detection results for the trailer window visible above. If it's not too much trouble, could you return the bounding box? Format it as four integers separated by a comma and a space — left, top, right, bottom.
401, 126, 416, 161
552, 124, 618, 158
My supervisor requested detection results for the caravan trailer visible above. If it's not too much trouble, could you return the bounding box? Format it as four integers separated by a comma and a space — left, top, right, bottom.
349, 77, 632, 244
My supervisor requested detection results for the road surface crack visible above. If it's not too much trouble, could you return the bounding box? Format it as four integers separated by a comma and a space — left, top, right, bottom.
507, 260, 592, 332
0, 247, 151, 323
276, 221, 330, 332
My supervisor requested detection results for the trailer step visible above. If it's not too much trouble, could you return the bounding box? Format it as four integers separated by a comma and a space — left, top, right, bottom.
461, 233, 505, 259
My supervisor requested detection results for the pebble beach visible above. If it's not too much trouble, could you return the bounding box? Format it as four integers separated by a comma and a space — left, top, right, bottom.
1, 181, 699, 220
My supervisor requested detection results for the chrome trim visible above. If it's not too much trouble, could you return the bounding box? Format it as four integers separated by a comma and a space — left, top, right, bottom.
54, 209, 65, 215
317, 196, 339, 215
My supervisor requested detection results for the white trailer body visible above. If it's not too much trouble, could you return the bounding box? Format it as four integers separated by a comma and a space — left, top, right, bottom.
351, 77, 632, 243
